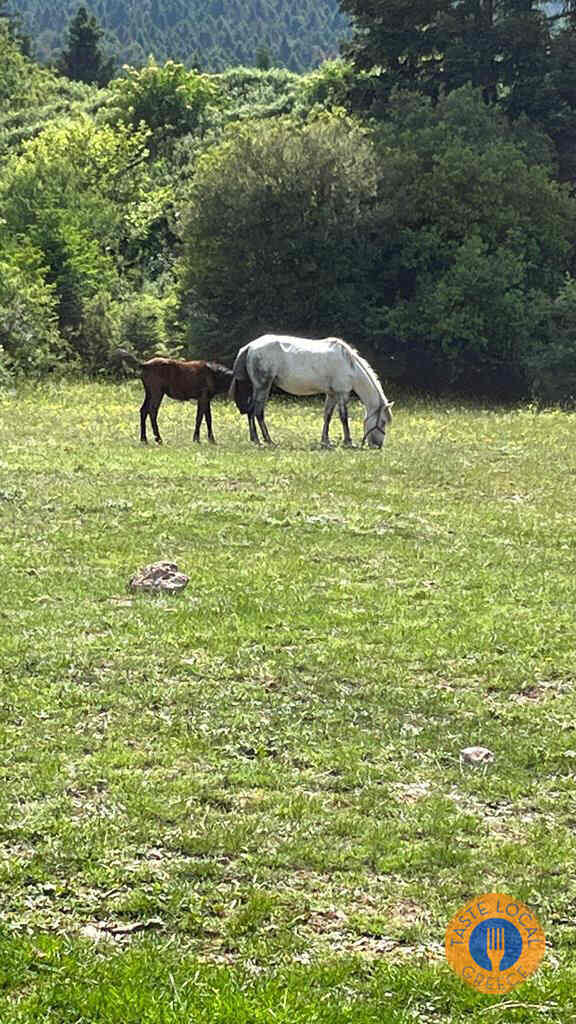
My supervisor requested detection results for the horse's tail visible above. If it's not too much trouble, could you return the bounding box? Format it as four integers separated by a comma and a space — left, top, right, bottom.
232, 345, 249, 380
115, 348, 142, 371
230, 346, 253, 413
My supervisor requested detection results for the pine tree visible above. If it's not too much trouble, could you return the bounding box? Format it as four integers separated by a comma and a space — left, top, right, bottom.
57, 6, 115, 87
255, 43, 272, 69
340, 0, 552, 105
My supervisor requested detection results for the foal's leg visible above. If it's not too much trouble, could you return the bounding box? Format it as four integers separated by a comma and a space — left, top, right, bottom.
204, 400, 216, 444
321, 394, 337, 447
193, 397, 205, 443
148, 392, 164, 444
338, 396, 353, 447
140, 391, 150, 443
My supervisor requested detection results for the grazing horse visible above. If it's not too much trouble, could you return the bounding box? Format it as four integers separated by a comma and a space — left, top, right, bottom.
230, 334, 393, 447
117, 349, 234, 444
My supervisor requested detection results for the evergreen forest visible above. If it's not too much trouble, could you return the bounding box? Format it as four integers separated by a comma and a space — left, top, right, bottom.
7, 0, 350, 72
2, 0, 576, 401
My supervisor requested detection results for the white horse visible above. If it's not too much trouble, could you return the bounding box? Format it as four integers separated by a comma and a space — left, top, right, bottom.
230, 334, 393, 447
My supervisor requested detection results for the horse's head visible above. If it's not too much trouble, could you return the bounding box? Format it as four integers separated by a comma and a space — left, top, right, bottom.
363, 401, 393, 448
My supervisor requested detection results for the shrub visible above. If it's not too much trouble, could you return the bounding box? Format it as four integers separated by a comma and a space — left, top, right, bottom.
117, 292, 179, 358
105, 59, 220, 153
0, 249, 66, 380
526, 278, 576, 405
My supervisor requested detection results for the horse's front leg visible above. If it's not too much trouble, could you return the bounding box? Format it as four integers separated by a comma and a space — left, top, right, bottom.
256, 411, 273, 445
322, 395, 336, 447
248, 413, 260, 444
338, 396, 353, 447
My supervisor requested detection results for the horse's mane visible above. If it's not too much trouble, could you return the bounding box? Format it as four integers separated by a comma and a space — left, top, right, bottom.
337, 339, 388, 407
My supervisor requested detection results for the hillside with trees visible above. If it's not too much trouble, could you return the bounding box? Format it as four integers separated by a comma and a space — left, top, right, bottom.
7, 0, 350, 72
2, 0, 576, 402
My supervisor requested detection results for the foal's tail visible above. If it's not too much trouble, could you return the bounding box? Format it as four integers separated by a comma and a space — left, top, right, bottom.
229, 346, 253, 414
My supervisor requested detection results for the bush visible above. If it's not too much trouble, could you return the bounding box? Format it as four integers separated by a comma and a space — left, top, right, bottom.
0, 250, 67, 380
117, 291, 181, 358
105, 59, 220, 154
72, 292, 120, 372
526, 278, 576, 405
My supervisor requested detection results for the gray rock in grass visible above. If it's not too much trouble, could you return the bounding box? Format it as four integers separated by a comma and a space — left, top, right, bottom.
129, 561, 189, 593
460, 745, 494, 766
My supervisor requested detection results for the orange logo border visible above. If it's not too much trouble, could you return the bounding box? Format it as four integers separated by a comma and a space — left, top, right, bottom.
445, 892, 545, 994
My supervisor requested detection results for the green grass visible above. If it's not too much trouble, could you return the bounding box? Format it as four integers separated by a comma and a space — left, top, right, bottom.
0, 380, 575, 1021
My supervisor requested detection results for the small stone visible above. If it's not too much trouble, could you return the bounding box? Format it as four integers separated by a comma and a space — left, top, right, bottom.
129, 561, 189, 593
460, 745, 494, 765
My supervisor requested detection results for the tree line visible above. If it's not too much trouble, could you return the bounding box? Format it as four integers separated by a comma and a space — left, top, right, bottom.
5, 0, 350, 73
1, 0, 576, 401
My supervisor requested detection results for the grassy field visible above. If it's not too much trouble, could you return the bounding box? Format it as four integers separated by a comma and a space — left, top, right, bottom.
0, 380, 576, 1022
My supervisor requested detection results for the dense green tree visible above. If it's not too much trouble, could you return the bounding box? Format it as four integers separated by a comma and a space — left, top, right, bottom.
180, 112, 379, 359
340, 0, 560, 107
255, 43, 272, 69
57, 6, 115, 86
0, 18, 33, 102
0, 244, 65, 379
0, 116, 161, 362
365, 88, 576, 394
0, 0, 31, 54
105, 58, 220, 153
526, 276, 576, 403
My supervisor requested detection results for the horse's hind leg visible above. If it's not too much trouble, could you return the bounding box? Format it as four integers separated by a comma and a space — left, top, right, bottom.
338, 396, 353, 447
321, 395, 337, 447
